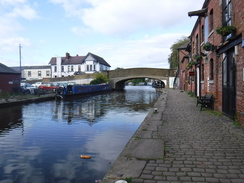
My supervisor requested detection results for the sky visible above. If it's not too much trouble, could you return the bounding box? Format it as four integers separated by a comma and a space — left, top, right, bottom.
0, 0, 204, 69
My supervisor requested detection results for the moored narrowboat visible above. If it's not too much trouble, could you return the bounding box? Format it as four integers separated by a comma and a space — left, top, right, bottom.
56, 84, 111, 98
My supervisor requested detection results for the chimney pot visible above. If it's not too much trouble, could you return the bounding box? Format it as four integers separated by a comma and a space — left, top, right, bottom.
66, 52, 70, 59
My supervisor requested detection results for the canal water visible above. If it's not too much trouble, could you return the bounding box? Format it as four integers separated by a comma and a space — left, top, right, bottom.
0, 86, 161, 183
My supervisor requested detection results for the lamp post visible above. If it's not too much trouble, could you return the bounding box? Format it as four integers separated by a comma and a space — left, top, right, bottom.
19, 44, 22, 79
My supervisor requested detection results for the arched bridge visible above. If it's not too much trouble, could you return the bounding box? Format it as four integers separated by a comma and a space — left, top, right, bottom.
105, 68, 177, 90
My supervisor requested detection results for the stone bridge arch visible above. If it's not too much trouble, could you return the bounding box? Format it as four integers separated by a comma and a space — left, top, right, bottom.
104, 68, 176, 90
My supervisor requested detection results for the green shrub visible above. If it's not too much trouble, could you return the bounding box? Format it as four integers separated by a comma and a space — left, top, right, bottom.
90, 73, 108, 85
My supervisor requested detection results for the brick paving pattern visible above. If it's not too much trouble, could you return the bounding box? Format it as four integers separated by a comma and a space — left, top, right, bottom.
132, 89, 244, 183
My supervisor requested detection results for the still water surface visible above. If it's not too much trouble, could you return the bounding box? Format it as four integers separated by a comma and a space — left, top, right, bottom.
0, 86, 160, 183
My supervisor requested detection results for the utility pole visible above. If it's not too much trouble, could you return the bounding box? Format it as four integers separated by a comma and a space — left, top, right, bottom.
19, 44, 22, 78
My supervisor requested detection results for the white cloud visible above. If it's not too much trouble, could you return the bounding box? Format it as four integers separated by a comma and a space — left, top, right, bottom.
71, 26, 92, 37
66, 0, 201, 68
49, 0, 203, 36
0, 37, 31, 52
6, 4, 39, 20
0, 0, 27, 5
77, 33, 188, 69
80, 0, 203, 35
0, 17, 22, 37
0, 0, 38, 57
49, 0, 87, 17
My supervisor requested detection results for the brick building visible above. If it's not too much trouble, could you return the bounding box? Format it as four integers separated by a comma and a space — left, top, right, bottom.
177, 43, 193, 92
178, 0, 244, 125
0, 63, 21, 93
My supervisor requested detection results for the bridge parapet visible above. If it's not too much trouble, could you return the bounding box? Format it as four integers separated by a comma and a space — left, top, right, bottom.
107, 68, 176, 78
105, 68, 176, 90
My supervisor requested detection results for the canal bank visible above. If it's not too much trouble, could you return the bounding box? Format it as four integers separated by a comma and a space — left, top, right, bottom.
102, 90, 167, 183
102, 89, 244, 183
0, 93, 56, 107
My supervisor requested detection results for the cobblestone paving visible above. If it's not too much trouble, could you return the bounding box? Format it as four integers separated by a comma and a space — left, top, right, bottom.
132, 89, 244, 183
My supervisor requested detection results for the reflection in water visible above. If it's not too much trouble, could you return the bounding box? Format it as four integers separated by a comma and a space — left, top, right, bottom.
0, 105, 23, 133
53, 97, 105, 124
0, 86, 161, 182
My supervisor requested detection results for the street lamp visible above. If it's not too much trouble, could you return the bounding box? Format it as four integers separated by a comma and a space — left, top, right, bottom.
19, 44, 22, 79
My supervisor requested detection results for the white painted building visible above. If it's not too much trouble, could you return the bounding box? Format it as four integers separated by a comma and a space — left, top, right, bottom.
11, 66, 51, 80
49, 52, 111, 78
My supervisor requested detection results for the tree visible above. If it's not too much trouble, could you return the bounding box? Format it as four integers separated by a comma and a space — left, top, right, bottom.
131, 78, 145, 85
90, 73, 108, 85
168, 37, 189, 69
115, 67, 124, 70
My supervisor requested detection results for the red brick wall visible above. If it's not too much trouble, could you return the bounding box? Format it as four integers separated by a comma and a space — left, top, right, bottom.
235, 0, 244, 126
188, 0, 244, 125
235, 43, 244, 126
0, 73, 21, 93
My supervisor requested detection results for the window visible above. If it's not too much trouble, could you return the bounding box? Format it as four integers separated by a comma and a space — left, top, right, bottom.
90, 65, 92, 71
46, 70, 50, 77
87, 65, 89, 71
54, 66, 57, 72
61, 66, 64, 72
68, 66, 70, 72
209, 9, 214, 32
78, 65, 81, 71
223, 0, 232, 26
209, 59, 214, 80
28, 71, 31, 77
204, 16, 209, 42
38, 71, 41, 77
94, 65, 96, 71
201, 25, 204, 43
196, 34, 199, 53
71, 65, 73, 72
201, 64, 204, 81
191, 69, 195, 81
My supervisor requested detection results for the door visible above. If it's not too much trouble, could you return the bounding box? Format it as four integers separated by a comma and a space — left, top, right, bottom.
222, 49, 236, 118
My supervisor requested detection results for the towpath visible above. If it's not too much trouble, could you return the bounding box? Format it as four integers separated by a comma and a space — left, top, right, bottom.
103, 89, 244, 183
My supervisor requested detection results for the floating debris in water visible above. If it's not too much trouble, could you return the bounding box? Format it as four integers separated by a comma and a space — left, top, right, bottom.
80, 155, 91, 159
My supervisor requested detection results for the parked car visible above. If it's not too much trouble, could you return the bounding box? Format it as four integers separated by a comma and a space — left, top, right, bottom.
21, 83, 38, 94
39, 83, 59, 91
57, 83, 68, 88
32, 82, 43, 87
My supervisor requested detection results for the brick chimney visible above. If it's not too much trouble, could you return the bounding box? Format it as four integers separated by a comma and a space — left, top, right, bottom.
66, 52, 70, 59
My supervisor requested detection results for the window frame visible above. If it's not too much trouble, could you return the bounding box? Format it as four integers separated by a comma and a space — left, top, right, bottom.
209, 9, 214, 32
209, 59, 214, 80
38, 71, 42, 77
222, 0, 232, 26
201, 64, 204, 81
196, 34, 199, 53
46, 70, 50, 77
204, 16, 209, 43
201, 25, 204, 43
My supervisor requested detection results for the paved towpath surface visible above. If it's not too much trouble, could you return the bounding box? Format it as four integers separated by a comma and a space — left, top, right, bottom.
103, 89, 244, 183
